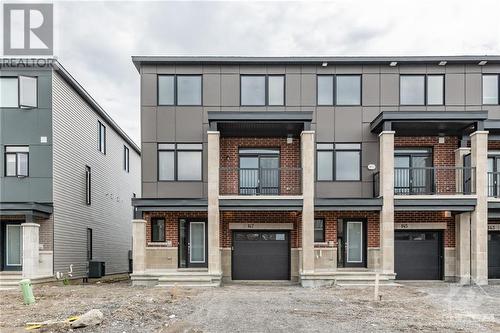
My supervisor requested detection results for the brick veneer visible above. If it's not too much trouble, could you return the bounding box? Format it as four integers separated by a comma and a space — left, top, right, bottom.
143, 211, 207, 246
395, 136, 459, 193
394, 211, 455, 247
488, 140, 500, 150
219, 137, 301, 195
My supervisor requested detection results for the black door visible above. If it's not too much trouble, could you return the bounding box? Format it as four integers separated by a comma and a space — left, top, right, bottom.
489, 231, 500, 279
232, 231, 290, 280
395, 230, 443, 280
239, 148, 280, 195
337, 220, 367, 268
178, 219, 208, 268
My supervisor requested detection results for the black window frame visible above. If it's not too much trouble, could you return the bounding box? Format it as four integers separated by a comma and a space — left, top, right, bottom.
85, 165, 91, 205
240, 74, 285, 106
157, 143, 203, 182
316, 74, 362, 106
399, 74, 445, 106
482, 74, 500, 105
123, 145, 130, 172
157, 74, 203, 106
316, 143, 362, 182
151, 218, 166, 242
87, 228, 93, 261
98, 121, 106, 154
314, 218, 325, 243
0, 75, 38, 108
4, 146, 29, 177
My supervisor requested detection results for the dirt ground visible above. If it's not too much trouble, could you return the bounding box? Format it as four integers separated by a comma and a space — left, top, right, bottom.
0, 280, 499, 333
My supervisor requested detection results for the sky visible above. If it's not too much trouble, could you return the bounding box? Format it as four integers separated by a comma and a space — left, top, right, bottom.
47, 0, 500, 144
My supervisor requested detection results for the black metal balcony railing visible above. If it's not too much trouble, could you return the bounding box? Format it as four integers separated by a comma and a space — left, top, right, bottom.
373, 166, 476, 196
219, 167, 302, 196
488, 172, 500, 197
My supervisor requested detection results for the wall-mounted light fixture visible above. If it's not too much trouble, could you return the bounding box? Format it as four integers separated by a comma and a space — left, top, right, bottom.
322, 62, 328, 67
287, 134, 293, 144
438, 61, 447, 66
389, 61, 398, 67
478, 60, 488, 66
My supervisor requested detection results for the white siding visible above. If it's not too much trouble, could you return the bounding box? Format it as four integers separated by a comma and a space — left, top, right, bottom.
52, 72, 140, 277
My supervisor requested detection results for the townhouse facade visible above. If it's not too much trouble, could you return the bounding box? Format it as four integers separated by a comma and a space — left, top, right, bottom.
0, 59, 141, 286
130, 55, 500, 287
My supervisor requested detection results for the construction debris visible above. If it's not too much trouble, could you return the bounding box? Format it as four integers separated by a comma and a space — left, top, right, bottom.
70, 309, 104, 328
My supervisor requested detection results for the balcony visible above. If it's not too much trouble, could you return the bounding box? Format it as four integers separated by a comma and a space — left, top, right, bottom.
219, 167, 302, 196
488, 172, 500, 198
373, 166, 476, 196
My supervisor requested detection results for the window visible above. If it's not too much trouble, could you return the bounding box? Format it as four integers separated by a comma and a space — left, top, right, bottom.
85, 166, 91, 205
98, 121, 106, 154
5, 146, 29, 177
400, 75, 444, 105
151, 218, 165, 242
124, 146, 130, 172
0, 76, 37, 108
87, 228, 93, 260
483, 74, 499, 105
158, 143, 202, 181
316, 143, 361, 181
240, 75, 285, 106
314, 219, 325, 243
317, 75, 361, 106
158, 75, 202, 106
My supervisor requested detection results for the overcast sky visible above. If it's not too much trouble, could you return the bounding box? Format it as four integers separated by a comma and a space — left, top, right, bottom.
52, 0, 500, 144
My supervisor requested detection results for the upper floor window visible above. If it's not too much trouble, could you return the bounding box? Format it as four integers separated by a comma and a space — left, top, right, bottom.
400, 75, 444, 105
158, 75, 202, 106
317, 75, 361, 106
483, 74, 499, 105
158, 143, 202, 181
124, 146, 130, 172
5, 146, 29, 177
85, 166, 91, 205
98, 121, 106, 154
316, 143, 361, 181
0, 76, 37, 108
240, 75, 284, 106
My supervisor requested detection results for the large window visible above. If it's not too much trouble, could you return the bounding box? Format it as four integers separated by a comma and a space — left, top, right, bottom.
151, 218, 165, 242
98, 121, 106, 154
158, 143, 202, 181
124, 146, 130, 172
314, 219, 325, 243
240, 75, 285, 106
5, 146, 29, 177
158, 75, 202, 106
317, 75, 361, 106
400, 75, 444, 105
85, 166, 91, 205
0, 76, 37, 108
483, 74, 499, 105
317, 143, 361, 181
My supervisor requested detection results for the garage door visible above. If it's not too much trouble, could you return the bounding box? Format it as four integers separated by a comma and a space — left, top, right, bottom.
489, 231, 500, 279
395, 230, 443, 280
232, 231, 290, 280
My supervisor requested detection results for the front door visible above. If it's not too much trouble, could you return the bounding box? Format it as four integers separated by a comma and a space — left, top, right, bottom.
337, 219, 366, 268
1, 223, 23, 271
178, 219, 207, 268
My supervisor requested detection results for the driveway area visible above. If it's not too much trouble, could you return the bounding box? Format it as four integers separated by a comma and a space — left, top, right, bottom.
1, 281, 499, 332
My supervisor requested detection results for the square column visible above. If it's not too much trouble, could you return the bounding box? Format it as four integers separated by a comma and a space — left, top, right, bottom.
207, 131, 221, 275
470, 130, 488, 285
301, 130, 315, 275
132, 219, 147, 274
455, 212, 471, 284
379, 131, 395, 274
21, 222, 40, 279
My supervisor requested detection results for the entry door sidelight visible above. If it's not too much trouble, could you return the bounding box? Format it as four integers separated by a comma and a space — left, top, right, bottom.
178, 219, 208, 268
338, 219, 366, 268
2, 224, 23, 271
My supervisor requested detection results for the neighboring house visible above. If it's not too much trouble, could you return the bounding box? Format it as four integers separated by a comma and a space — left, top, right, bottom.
0, 59, 140, 286
130, 55, 500, 287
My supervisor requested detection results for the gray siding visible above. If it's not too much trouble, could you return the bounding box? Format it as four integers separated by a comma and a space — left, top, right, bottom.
52, 72, 140, 277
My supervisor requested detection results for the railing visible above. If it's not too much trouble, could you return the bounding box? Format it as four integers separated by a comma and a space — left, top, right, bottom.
489, 172, 500, 197
219, 167, 302, 196
394, 166, 475, 195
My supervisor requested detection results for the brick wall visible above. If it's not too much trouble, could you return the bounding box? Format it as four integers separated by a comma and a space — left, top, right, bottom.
395, 211, 455, 247
395, 136, 459, 193
488, 140, 500, 150
219, 137, 301, 195
37, 216, 53, 251
314, 211, 380, 247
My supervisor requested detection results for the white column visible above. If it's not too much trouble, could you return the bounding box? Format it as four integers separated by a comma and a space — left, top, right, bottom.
455, 212, 471, 284
207, 131, 221, 275
132, 219, 147, 274
470, 130, 489, 285
379, 131, 395, 274
301, 130, 315, 275
21, 222, 40, 279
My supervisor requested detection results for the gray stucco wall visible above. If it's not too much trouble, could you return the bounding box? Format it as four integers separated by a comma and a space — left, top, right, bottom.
0, 68, 53, 203
139, 62, 500, 199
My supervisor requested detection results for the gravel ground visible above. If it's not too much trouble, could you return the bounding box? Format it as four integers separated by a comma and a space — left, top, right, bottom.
0, 280, 499, 332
